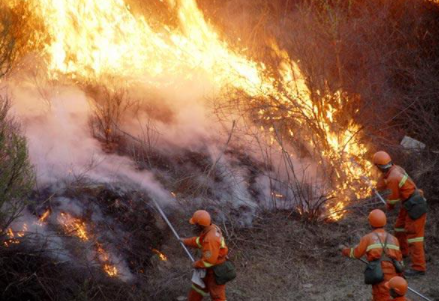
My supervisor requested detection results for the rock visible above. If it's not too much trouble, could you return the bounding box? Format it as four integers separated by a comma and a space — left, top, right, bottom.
400, 136, 425, 150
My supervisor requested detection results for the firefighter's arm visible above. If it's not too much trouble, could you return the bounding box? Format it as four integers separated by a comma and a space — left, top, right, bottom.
376, 176, 387, 191
386, 177, 401, 210
342, 236, 368, 259
182, 237, 202, 249
193, 238, 219, 269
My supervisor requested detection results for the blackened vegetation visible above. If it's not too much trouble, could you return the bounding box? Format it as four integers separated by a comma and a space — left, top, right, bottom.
0, 184, 169, 301
95, 187, 166, 274
0, 245, 132, 301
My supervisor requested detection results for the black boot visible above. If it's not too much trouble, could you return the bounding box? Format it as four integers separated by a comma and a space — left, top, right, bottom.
405, 269, 425, 277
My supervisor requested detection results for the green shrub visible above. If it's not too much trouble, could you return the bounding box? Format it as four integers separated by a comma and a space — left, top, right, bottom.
0, 98, 35, 233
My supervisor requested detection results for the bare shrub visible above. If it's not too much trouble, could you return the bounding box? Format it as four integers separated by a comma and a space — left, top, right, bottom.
87, 85, 137, 153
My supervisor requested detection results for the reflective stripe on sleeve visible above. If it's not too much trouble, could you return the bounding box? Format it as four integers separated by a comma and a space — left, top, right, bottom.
220, 237, 226, 248
191, 284, 208, 296
387, 199, 401, 205
350, 248, 355, 258
195, 237, 202, 248
394, 228, 406, 232
408, 237, 424, 244
202, 260, 214, 268
366, 244, 400, 252
399, 174, 408, 188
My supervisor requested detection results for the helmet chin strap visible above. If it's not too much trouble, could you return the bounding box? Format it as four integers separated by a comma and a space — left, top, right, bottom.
390, 288, 401, 298
376, 162, 393, 172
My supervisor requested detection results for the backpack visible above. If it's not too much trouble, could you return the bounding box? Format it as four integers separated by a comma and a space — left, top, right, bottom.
364, 234, 388, 285
404, 190, 428, 220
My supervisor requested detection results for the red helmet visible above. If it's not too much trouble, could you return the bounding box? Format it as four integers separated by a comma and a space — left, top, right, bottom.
368, 209, 386, 228
372, 151, 392, 169
189, 210, 211, 226
385, 276, 408, 296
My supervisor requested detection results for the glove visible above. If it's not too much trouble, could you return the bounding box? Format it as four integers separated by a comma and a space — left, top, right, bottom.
386, 203, 394, 211
342, 248, 351, 257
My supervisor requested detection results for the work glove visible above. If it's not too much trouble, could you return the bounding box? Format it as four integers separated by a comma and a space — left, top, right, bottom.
386, 203, 395, 211
342, 248, 351, 257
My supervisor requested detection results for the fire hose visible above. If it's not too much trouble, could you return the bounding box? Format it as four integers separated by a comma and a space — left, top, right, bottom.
357, 258, 432, 301
151, 198, 206, 288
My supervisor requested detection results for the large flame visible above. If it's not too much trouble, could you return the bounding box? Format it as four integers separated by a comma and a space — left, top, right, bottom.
4, 0, 374, 219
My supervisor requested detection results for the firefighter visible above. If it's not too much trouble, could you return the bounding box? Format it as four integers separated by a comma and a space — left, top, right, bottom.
182, 210, 229, 301
385, 276, 412, 300
342, 209, 403, 301
373, 151, 427, 276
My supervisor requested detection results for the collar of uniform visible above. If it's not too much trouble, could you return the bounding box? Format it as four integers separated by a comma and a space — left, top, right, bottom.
202, 224, 216, 235
372, 228, 385, 233
384, 164, 397, 179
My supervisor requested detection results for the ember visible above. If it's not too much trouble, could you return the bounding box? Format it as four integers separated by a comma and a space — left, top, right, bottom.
152, 248, 168, 261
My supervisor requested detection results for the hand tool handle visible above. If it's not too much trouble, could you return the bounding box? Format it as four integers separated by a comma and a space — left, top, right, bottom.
357, 258, 432, 301
152, 198, 195, 262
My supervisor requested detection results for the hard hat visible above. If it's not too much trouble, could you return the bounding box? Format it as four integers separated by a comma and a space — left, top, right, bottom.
385, 276, 408, 296
368, 209, 387, 228
372, 151, 392, 168
189, 210, 211, 226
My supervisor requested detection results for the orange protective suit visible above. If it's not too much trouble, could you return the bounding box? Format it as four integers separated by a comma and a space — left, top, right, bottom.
393, 297, 412, 301
343, 228, 403, 301
377, 165, 427, 272
183, 224, 228, 301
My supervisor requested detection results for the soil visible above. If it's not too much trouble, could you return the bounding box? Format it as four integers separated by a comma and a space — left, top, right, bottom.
151, 207, 439, 301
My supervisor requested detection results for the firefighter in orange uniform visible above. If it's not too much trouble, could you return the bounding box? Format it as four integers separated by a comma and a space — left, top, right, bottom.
182, 210, 228, 301
385, 276, 412, 300
342, 209, 403, 301
373, 151, 427, 276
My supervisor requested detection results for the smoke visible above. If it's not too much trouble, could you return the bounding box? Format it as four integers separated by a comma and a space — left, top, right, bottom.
0, 0, 323, 283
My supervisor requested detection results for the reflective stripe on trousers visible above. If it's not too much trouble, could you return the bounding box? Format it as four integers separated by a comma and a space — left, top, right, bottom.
192, 284, 208, 296
408, 237, 424, 244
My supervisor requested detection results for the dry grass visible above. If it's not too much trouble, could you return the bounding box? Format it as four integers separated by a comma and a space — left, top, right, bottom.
150, 206, 439, 301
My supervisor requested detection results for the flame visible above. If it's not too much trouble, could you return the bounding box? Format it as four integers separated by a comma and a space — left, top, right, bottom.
103, 264, 118, 277
57, 213, 119, 277
152, 248, 168, 261
97, 243, 119, 277
3, 223, 28, 246
5, 228, 20, 245
4, 0, 375, 219
39, 209, 51, 224
58, 212, 89, 241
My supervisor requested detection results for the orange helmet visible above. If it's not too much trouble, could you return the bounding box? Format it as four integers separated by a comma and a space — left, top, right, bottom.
372, 151, 392, 168
189, 210, 211, 226
368, 209, 386, 228
385, 276, 408, 296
